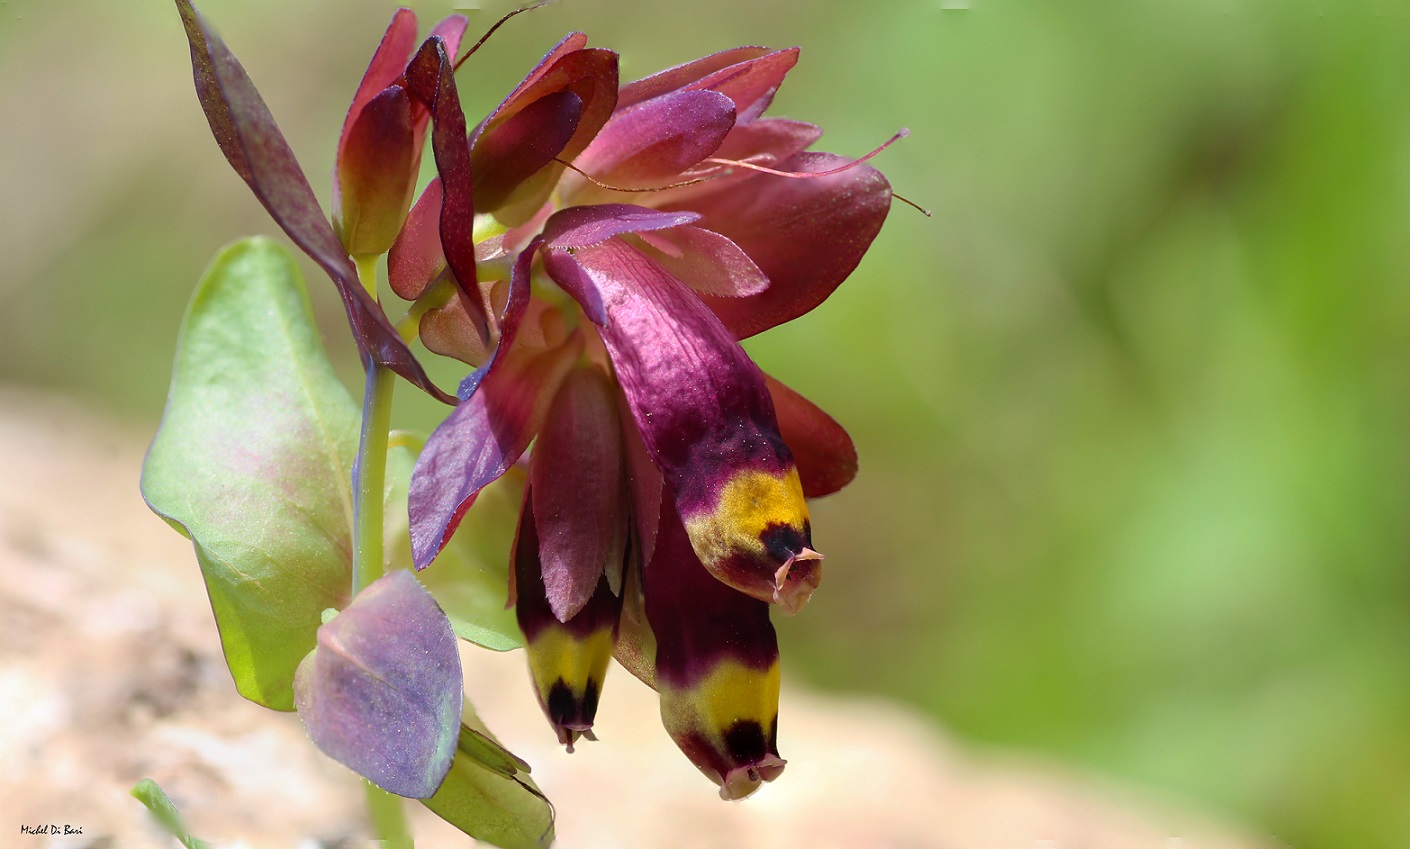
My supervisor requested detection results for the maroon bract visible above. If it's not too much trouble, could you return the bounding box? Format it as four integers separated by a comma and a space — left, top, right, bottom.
404, 43, 896, 798
174, 0, 473, 404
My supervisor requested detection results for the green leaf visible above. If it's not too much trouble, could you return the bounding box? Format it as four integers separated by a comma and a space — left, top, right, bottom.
141, 238, 357, 710
386, 443, 524, 651
423, 703, 555, 849
130, 779, 210, 849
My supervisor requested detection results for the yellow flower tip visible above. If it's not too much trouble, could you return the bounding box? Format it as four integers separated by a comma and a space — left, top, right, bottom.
773, 547, 823, 615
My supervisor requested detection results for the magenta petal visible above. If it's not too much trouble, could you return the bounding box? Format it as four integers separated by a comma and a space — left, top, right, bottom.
541, 203, 700, 249
388, 177, 444, 300
474, 88, 583, 212
409, 244, 581, 567
473, 37, 619, 225
404, 37, 489, 351
618, 47, 771, 110
684, 48, 799, 124
631, 226, 767, 298
174, 0, 451, 403
337, 9, 417, 170
530, 367, 627, 622
677, 151, 892, 339
542, 238, 787, 513
571, 90, 736, 196
335, 85, 415, 257
764, 374, 857, 498
294, 571, 462, 799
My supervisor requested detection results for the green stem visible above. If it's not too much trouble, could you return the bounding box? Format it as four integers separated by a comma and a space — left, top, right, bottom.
350, 255, 394, 597
365, 781, 413, 849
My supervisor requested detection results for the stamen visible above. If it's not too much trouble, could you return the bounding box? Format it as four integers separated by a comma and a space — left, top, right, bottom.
892, 192, 932, 217
553, 157, 718, 193
453, 1, 558, 71
701, 128, 910, 179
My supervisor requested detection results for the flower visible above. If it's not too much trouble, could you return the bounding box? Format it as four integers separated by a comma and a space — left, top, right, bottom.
406, 42, 894, 798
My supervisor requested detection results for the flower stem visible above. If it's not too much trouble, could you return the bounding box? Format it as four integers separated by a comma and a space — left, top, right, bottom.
350, 256, 409, 843
365, 781, 414, 849
351, 255, 394, 597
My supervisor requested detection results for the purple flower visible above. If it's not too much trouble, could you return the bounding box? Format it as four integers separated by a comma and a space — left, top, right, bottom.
407, 45, 894, 798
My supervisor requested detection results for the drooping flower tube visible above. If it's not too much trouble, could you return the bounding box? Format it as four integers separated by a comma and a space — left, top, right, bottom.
404, 42, 891, 797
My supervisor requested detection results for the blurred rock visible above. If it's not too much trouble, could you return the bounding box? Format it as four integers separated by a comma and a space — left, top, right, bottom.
0, 388, 1283, 849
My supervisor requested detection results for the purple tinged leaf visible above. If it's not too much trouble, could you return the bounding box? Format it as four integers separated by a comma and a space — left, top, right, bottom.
530, 367, 627, 622
295, 571, 463, 798
173, 0, 452, 404
404, 37, 490, 355
567, 90, 736, 202
335, 85, 416, 257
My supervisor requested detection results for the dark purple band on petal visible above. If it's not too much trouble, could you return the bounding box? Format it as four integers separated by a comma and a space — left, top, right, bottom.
645, 500, 777, 684
405, 37, 490, 352
645, 498, 784, 799
174, 0, 452, 403
514, 489, 622, 749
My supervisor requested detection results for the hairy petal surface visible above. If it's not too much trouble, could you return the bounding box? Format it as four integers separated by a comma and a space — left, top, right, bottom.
173, 0, 450, 402
645, 497, 784, 800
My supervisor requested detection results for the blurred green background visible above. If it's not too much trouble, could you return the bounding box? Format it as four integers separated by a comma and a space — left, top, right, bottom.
2, 0, 1408, 846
